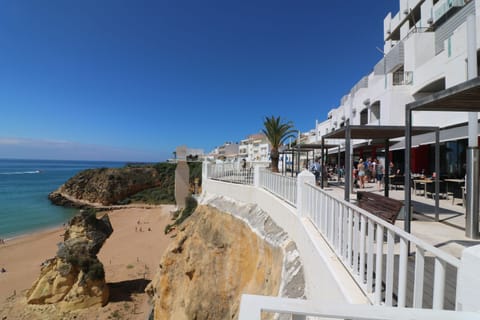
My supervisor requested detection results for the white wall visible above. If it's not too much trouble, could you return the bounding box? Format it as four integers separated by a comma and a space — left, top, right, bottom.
404, 32, 436, 70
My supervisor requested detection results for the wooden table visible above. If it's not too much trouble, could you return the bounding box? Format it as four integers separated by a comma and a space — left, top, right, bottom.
413, 179, 433, 198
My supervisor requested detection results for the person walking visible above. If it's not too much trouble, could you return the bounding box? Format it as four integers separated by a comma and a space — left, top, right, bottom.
376, 160, 384, 191
310, 158, 321, 184
357, 159, 365, 188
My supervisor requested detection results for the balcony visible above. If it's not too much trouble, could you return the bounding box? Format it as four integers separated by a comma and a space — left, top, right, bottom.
433, 0, 465, 22
393, 71, 413, 86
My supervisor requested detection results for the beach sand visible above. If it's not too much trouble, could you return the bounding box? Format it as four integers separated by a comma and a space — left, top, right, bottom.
0, 205, 175, 319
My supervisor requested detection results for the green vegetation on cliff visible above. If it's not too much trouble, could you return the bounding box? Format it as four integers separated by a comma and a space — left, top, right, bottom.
120, 162, 202, 205
49, 161, 203, 207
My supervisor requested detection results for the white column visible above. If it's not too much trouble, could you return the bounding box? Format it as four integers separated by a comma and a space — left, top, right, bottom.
253, 165, 261, 188
466, 14, 479, 239
202, 161, 208, 182
456, 244, 480, 311
296, 169, 315, 217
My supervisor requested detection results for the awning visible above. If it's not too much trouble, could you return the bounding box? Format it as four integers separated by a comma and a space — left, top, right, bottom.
389, 122, 476, 150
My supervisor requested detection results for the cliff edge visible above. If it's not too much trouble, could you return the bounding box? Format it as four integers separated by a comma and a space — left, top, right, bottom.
146, 197, 305, 320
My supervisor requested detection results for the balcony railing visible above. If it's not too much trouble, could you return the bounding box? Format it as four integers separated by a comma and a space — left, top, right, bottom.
393, 71, 413, 86
433, 0, 465, 22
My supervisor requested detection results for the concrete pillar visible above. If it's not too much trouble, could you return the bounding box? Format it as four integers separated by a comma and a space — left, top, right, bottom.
456, 244, 480, 311
254, 165, 261, 188
175, 161, 190, 210
202, 161, 208, 183
296, 169, 315, 217
466, 14, 479, 239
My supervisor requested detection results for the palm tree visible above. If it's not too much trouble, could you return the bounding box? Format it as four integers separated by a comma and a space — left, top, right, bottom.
262, 116, 296, 173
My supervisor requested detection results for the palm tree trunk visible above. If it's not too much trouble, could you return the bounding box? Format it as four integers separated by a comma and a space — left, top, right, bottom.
270, 148, 279, 173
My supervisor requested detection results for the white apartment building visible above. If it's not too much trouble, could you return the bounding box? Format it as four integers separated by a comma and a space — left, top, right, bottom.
209, 142, 240, 161
239, 133, 270, 162
314, 0, 480, 177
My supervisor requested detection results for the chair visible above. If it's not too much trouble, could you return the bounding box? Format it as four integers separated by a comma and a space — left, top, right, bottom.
425, 181, 449, 200
390, 175, 405, 190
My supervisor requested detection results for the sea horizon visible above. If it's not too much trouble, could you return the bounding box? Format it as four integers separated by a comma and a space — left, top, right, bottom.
0, 158, 127, 239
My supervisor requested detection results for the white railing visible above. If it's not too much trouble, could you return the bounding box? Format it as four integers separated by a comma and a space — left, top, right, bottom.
302, 182, 460, 310
259, 167, 297, 207
206, 162, 254, 185
433, 0, 465, 22
238, 295, 478, 320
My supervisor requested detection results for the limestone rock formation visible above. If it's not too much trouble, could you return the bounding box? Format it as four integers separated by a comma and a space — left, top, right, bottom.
48, 166, 163, 207
26, 210, 113, 311
146, 199, 305, 320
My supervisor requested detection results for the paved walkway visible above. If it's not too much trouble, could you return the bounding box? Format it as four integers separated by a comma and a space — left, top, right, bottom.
323, 180, 480, 259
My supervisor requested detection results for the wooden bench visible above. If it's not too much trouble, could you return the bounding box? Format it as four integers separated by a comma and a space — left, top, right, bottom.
356, 191, 404, 224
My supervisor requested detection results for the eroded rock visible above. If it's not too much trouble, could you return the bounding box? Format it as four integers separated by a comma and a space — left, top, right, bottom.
26, 210, 113, 311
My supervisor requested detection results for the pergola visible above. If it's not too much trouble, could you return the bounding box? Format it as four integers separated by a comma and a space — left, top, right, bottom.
281, 143, 339, 176
406, 76, 480, 239
322, 124, 439, 218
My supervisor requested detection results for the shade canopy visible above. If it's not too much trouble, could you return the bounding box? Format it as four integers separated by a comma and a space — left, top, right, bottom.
323, 125, 437, 140
408, 76, 480, 112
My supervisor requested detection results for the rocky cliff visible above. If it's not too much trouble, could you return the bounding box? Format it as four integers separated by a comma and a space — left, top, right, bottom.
26, 210, 113, 311
48, 166, 163, 207
146, 196, 305, 320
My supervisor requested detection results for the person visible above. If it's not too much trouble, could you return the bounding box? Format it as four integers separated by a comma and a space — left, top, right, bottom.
310, 158, 321, 184
370, 159, 377, 183
357, 159, 365, 188
376, 160, 384, 191
241, 158, 247, 170
364, 158, 371, 183
389, 161, 395, 175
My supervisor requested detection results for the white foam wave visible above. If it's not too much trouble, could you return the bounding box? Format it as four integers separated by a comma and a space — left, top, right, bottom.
0, 170, 41, 175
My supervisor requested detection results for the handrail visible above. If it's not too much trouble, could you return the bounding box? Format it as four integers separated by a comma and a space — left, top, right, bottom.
206, 163, 254, 185
238, 294, 480, 320
302, 181, 460, 309
259, 167, 297, 207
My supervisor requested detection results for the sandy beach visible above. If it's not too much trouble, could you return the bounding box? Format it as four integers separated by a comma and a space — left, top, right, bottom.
0, 205, 175, 319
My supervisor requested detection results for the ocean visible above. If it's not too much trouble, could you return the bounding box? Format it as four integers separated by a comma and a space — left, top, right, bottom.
0, 159, 125, 239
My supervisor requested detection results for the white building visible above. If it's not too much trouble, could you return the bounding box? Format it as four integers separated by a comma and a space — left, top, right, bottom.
314, 0, 480, 176
239, 133, 270, 162
209, 142, 240, 161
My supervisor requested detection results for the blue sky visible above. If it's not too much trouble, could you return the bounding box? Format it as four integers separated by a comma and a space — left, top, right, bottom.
0, 1, 398, 162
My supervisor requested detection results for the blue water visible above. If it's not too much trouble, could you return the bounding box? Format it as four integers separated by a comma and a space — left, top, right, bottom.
0, 159, 125, 239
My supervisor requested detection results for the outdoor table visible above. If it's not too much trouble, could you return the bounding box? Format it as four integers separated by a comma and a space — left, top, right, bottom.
413, 179, 433, 198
